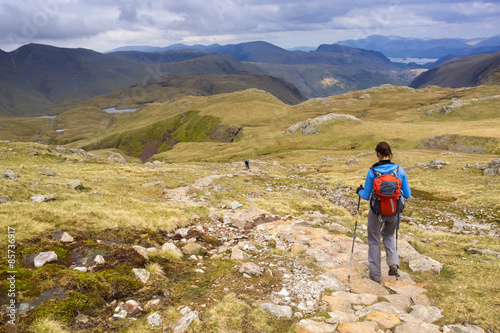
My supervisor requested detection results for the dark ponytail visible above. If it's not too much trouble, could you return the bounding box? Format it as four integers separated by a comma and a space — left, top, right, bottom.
375, 141, 393, 159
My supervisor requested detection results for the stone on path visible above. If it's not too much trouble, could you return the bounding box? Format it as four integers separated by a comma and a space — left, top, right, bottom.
316, 272, 347, 292
367, 311, 401, 330
337, 321, 379, 333
332, 291, 378, 306
321, 295, 351, 312
409, 305, 444, 323
384, 280, 427, 298
132, 268, 150, 284
297, 319, 337, 333
355, 302, 406, 318
34, 251, 58, 268
394, 322, 441, 333
327, 310, 358, 324
259, 303, 293, 319
147, 312, 162, 327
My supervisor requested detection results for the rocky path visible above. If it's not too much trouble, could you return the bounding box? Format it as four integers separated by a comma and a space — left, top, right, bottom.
159, 172, 485, 332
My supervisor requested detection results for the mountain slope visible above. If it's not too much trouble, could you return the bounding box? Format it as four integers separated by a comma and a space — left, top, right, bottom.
0, 45, 272, 116
0, 49, 55, 116
108, 49, 212, 64
409, 52, 500, 88
207, 41, 396, 69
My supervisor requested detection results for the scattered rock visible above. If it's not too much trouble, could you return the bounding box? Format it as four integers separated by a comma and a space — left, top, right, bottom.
123, 300, 143, 315
182, 242, 207, 255
94, 255, 105, 265
424, 159, 450, 170
59, 232, 74, 243
483, 158, 500, 177
259, 303, 293, 319
144, 299, 161, 311
239, 262, 263, 276
172, 307, 199, 333
34, 251, 58, 268
0, 169, 20, 180
147, 312, 162, 327
231, 247, 250, 261
66, 179, 84, 190
74, 267, 87, 272
443, 324, 485, 333
30, 194, 55, 203
132, 268, 150, 284
108, 152, 126, 164
441, 99, 463, 115
133, 245, 149, 259
161, 243, 184, 259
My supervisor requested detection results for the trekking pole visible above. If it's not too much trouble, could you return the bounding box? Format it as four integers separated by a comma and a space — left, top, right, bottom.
396, 207, 401, 250
348, 194, 362, 283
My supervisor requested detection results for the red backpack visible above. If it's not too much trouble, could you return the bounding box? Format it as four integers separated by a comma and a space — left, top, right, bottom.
370, 167, 403, 216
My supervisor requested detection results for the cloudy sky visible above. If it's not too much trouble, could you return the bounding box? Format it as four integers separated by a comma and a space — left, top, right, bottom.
1, 0, 499, 52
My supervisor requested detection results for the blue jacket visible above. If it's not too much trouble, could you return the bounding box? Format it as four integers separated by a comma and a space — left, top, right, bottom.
358, 160, 411, 201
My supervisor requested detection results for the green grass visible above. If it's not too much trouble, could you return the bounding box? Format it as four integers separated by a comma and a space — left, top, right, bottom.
0, 84, 499, 331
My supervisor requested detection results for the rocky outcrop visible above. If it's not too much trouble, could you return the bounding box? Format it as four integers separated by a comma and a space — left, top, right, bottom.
284, 113, 359, 135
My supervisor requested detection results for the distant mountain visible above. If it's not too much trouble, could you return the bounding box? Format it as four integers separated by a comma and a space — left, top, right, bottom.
206, 41, 396, 69
409, 52, 500, 88
286, 46, 316, 52
0, 44, 271, 116
107, 43, 221, 53
475, 35, 500, 48
0, 44, 152, 116
335, 34, 500, 59
203, 41, 407, 97
108, 49, 212, 64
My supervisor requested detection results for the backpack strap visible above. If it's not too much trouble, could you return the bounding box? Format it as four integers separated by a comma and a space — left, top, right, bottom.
370, 167, 382, 177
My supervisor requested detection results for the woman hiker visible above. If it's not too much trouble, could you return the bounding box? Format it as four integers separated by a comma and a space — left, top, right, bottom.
356, 142, 411, 283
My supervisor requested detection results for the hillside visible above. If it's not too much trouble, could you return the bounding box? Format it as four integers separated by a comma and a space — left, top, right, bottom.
0, 44, 150, 116
206, 41, 411, 97
410, 52, 500, 88
0, 45, 279, 117
0, 84, 499, 331
108, 49, 212, 64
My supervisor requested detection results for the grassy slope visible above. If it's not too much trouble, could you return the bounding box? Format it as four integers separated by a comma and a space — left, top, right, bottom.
0, 81, 499, 330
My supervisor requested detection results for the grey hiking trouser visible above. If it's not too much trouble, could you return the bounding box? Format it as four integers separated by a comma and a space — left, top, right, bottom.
367, 209, 399, 281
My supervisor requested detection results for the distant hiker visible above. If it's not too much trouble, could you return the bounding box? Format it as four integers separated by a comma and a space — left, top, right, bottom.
245, 159, 250, 170
356, 141, 411, 283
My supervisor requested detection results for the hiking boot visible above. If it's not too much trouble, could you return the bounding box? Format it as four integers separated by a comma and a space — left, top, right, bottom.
370, 276, 381, 283
388, 265, 400, 277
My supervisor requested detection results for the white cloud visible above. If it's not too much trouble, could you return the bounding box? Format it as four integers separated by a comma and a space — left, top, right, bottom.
0, 0, 499, 52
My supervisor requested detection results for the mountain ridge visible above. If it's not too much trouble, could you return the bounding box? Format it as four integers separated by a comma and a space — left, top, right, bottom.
409, 52, 500, 88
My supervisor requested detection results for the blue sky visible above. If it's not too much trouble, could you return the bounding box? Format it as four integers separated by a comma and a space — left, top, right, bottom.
1, 0, 499, 52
